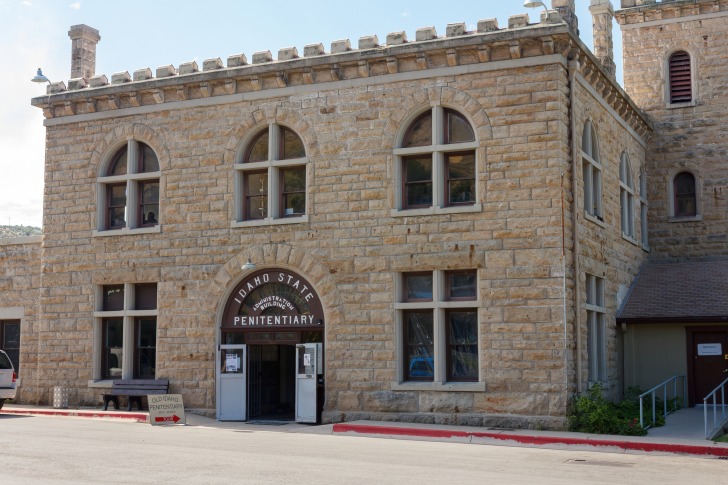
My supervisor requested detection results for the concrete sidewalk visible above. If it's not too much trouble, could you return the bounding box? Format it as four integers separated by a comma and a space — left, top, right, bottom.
3, 404, 727, 458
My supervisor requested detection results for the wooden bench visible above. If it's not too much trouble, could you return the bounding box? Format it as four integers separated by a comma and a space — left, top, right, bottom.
102, 379, 169, 411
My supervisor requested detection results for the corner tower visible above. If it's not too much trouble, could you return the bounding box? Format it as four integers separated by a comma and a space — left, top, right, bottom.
616, 0, 728, 258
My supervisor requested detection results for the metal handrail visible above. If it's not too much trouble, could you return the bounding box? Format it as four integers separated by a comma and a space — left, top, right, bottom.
703, 377, 728, 440
639, 375, 687, 430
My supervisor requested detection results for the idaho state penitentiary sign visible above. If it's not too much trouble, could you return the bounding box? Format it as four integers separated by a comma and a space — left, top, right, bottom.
222, 269, 325, 329
148, 394, 186, 426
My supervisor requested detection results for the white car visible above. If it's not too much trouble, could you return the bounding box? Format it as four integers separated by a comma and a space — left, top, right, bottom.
0, 350, 17, 410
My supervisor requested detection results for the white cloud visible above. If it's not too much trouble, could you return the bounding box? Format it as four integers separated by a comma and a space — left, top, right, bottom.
22, 0, 32, 6
70, 2, 80, 9
400, 10, 410, 18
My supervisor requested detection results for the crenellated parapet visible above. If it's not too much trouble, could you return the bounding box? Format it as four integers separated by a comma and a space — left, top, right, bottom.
617, 0, 728, 23
31, 10, 650, 137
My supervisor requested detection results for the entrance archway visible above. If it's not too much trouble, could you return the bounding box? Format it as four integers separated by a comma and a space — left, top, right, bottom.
217, 269, 325, 422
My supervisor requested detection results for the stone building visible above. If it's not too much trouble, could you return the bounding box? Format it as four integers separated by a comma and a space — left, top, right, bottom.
615, 0, 728, 408
1, 0, 725, 429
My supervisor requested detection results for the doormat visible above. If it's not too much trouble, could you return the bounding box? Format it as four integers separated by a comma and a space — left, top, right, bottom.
246, 420, 291, 426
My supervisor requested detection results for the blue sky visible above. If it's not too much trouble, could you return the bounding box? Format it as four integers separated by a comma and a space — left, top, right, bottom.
0, 0, 622, 227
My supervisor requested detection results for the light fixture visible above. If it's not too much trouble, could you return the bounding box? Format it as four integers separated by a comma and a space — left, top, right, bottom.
241, 259, 256, 271
523, 0, 548, 12
31, 68, 51, 84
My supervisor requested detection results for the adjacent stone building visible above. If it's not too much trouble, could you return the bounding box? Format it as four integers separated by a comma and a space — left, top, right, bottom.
616, 0, 728, 410
1, 0, 726, 429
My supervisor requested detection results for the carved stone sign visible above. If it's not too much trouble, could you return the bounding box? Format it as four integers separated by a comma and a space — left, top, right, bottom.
222, 269, 324, 329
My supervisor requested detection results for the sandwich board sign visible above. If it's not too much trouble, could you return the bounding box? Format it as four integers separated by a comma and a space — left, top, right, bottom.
148, 394, 186, 426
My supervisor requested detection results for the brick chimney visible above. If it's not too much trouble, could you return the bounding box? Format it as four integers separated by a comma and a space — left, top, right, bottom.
590, 0, 616, 77
68, 24, 100, 80
552, 0, 579, 35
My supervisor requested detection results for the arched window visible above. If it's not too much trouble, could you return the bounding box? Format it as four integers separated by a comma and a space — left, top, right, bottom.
582, 121, 602, 221
668, 51, 692, 104
235, 124, 307, 223
673, 171, 697, 218
619, 151, 635, 238
394, 107, 477, 211
97, 140, 160, 231
639, 169, 648, 248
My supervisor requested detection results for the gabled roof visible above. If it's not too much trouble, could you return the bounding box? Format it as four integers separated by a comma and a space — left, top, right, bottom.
617, 260, 728, 324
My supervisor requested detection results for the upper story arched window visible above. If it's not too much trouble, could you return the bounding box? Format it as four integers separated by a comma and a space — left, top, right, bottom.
97, 140, 160, 232
639, 169, 649, 249
234, 124, 308, 224
668, 51, 692, 104
393, 107, 477, 212
619, 151, 635, 239
581, 121, 602, 222
672, 171, 697, 218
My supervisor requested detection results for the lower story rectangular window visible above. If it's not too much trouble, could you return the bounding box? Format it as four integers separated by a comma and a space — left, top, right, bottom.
404, 311, 434, 381
1, 320, 20, 374
96, 283, 158, 381
446, 310, 478, 382
397, 269, 480, 384
586, 274, 607, 383
135, 318, 157, 379
102, 318, 124, 379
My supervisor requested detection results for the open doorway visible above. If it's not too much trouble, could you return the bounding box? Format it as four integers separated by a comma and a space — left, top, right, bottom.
248, 344, 296, 420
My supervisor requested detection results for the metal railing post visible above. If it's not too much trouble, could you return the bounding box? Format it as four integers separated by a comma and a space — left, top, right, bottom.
639, 398, 644, 429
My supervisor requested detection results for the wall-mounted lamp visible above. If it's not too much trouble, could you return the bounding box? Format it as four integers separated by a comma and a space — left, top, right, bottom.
523, 0, 548, 12
241, 259, 256, 271
31, 68, 51, 85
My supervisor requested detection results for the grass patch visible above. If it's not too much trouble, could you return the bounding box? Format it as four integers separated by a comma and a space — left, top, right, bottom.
714, 434, 728, 443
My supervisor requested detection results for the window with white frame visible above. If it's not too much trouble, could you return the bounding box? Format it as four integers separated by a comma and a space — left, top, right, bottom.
639, 169, 648, 248
97, 140, 160, 232
393, 107, 478, 212
581, 121, 602, 221
585, 274, 606, 383
234, 124, 308, 224
619, 151, 635, 239
95, 283, 157, 380
397, 270, 479, 383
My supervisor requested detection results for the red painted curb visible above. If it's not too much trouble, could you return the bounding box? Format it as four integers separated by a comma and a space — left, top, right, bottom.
332, 423, 728, 457
1, 408, 148, 423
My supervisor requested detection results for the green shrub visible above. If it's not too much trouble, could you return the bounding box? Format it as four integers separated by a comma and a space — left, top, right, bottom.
568, 382, 650, 436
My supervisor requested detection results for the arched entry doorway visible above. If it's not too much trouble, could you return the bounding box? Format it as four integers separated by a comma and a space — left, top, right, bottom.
216, 269, 325, 423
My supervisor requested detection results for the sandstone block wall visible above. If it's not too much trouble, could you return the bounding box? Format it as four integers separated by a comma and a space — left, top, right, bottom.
37, 63, 578, 426
0, 237, 41, 403
572, 80, 647, 399
21, 11, 656, 428
617, 0, 728, 259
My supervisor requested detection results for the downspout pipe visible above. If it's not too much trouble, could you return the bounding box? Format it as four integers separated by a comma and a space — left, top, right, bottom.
568, 55, 584, 394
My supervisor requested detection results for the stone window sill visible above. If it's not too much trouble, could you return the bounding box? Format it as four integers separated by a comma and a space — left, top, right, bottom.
391, 381, 486, 392
622, 233, 639, 247
87, 380, 114, 388
584, 212, 607, 228
668, 215, 702, 223
232, 215, 309, 228
92, 226, 161, 237
666, 100, 696, 110
391, 204, 483, 218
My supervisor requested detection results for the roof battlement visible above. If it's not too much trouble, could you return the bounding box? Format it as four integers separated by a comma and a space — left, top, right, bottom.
29, 9, 650, 138
617, 0, 728, 21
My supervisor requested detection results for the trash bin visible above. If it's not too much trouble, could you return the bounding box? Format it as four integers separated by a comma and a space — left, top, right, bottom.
52, 386, 70, 409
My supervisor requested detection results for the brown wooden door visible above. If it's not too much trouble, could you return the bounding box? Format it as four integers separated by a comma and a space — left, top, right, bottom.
688, 328, 728, 405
